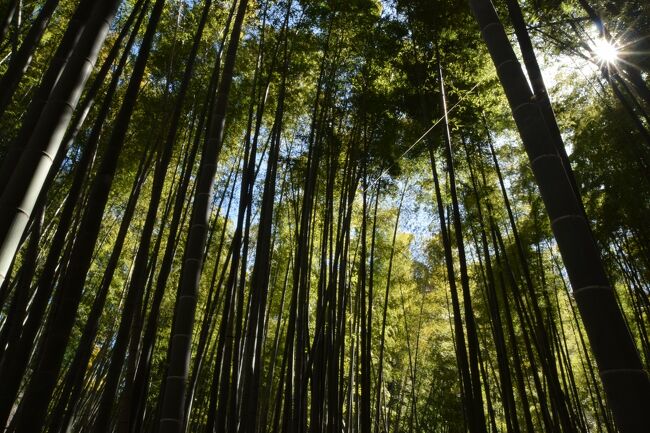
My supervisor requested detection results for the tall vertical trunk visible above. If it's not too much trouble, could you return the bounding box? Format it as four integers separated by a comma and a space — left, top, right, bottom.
0, 0, 121, 286
240, 34, 289, 433
359, 163, 371, 433
213, 66, 261, 429
428, 143, 475, 431
438, 62, 487, 433
48, 146, 153, 433
184, 165, 238, 428
489, 222, 540, 432
0, 206, 42, 377
375, 182, 405, 433
130, 130, 201, 433
132, 12, 235, 425
484, 122, 577, 431
11, 0, 161, 428
0, 3, 136, 428
467, 0, 650, 430
282, 27, 333, 433
0, 0, 96, 192
462, 139, 521, 433
0, 0, 61, 115
158, 0, 249, 431
504, 0, 584, 209
91, 0, 209, 428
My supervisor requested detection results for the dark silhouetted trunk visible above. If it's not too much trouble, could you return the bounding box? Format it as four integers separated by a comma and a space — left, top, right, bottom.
467, 0, 650, 430
0, 0, 120, 287
0, 0, 60, 115
158, 0, 249, 431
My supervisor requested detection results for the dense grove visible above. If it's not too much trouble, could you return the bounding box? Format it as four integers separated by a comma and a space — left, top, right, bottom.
0, 0, 648, 432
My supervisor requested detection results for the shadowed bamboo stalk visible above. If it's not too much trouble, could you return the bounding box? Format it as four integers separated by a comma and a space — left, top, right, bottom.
467, 0, 650, 430
0, 0, 121, 286
158, 1, 250, 431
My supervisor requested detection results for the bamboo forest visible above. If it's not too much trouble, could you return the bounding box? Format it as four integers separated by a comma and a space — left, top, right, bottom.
1, 0, 650, 432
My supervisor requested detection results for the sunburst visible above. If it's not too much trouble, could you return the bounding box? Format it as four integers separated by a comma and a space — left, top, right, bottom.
591, 37, 619, 65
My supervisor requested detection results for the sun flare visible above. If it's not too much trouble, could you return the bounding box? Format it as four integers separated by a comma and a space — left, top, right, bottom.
592, 37, 619, 64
